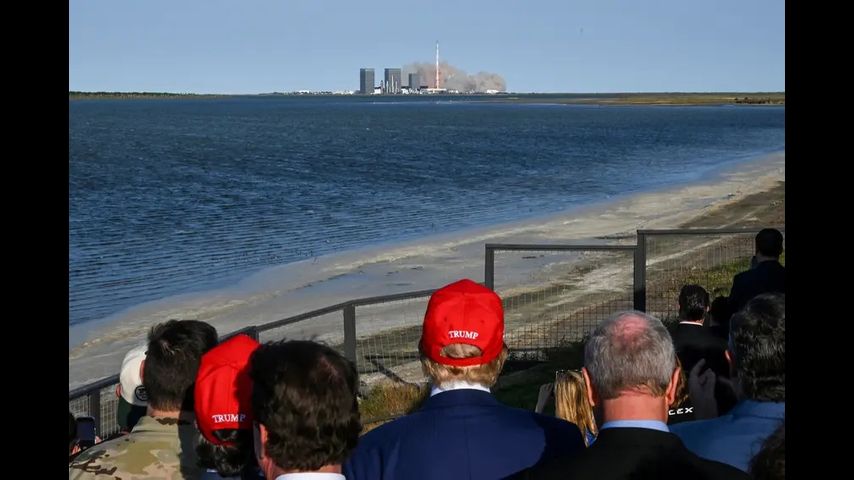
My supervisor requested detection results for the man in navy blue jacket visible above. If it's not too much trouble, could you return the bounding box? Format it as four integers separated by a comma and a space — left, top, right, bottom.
728, 228, 785, 315
344, 279, 584, 480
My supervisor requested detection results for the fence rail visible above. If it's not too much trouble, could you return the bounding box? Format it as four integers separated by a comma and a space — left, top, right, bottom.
70, 227, 783, 436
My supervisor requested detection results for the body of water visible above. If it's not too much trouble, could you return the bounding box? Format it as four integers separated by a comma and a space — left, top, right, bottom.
70, 96, 784, 332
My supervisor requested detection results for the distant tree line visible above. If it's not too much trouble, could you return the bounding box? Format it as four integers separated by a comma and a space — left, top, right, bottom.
733, 96, 784, 104
69, 91, 224, 99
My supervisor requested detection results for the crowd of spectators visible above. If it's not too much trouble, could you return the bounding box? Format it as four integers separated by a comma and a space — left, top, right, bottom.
68, 228, 784, 479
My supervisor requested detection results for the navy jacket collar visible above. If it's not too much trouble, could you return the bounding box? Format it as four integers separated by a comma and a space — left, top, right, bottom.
419, 388, 500, 411
755, 260, 784, 271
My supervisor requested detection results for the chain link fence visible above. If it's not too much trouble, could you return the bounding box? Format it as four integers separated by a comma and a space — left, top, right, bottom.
70, 227, 783, 436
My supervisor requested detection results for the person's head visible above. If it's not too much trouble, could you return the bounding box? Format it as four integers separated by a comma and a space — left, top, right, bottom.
69, 412, 77, 453
143, 319, 218, 412
195, 334, 261, 477
582, 311, 679, 421
727, 293, 785, 402
554, 370, 597, 446
678, 284, 710, 322
419, 279, 508, 388
749, 421, 784, 480
709, 295, 732, 329
116, 344, 148, 431
250, 340, 361, 476
755, 228, 784, 259
197, 430, 256, 476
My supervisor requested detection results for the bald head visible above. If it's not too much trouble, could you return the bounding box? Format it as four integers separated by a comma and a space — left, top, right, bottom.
584, 311, 676, 400
611, 314, 650, 340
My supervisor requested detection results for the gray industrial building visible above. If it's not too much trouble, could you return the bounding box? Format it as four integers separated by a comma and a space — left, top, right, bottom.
360, 68, 375, 94
384, 68, 402, 94
408, 73, 421, 91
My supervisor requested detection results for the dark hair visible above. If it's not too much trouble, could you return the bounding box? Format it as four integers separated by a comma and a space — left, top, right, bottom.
729, 293, 785, 402
678, 284, 710, 321
749, 421, 784, 480
143, 320, 218, 411
755, 228, 783, 258
69, 412, 77, 447
196, 429, 258, 478
250, 340, 361, 472
709, 295, 732, 327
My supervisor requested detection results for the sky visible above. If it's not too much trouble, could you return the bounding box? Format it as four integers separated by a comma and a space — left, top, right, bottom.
69, 0, 785, 94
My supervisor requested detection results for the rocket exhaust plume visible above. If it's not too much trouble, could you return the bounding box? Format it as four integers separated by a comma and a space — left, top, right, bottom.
435, 41, 440, 89
404, 60, 506, 92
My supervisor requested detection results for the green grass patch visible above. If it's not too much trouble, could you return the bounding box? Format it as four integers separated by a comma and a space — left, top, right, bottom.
360, 382, 429, 424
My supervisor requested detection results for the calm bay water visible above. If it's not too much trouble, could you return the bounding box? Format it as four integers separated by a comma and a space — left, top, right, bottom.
69, 96, 784, 328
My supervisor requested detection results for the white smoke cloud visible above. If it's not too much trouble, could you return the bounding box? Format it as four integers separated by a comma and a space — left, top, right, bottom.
403, 61, 506, 92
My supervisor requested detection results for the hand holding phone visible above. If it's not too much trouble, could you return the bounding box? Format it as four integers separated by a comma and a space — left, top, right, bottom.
535, 382, 555, 414
76, 416, 97, 449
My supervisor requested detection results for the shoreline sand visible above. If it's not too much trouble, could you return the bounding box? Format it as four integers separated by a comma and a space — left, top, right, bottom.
69, 151, 784, 389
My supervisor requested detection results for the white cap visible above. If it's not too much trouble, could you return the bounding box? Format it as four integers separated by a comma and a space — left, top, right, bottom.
119, 344, 148, 406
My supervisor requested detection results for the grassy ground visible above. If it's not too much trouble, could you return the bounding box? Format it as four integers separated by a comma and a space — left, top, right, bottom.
357, 182, 784, 430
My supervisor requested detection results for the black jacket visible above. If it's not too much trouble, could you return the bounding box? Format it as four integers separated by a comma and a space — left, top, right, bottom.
513, 427, 750, 480
728, 260, 785, 314
672, 323, 729, 379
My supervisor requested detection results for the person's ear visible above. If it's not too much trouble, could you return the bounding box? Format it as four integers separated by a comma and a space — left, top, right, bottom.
582, 367, 598, 407
259, 424, 269, 449
253, 422, 268, 466
139, 360, 145, 381
665, 366, 681, 407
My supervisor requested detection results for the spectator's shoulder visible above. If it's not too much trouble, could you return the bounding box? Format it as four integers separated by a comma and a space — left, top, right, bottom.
732, 268, 750, 283
695, 456, 752, 479
69, 435, 132, 478
499, 402, 575, 427
670, 416, 722, 438
523, 409, 585, 449
358, 411, 425, 445
509, 450, 580, 480
529, 409, 580, 430
69, 430, 196, 479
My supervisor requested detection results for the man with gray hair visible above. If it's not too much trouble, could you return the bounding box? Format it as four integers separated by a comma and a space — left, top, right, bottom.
517, 311, 747, 479
671, 293, 785, 472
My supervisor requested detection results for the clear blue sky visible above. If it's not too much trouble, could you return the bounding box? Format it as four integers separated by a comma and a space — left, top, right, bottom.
69, 0, 784, 94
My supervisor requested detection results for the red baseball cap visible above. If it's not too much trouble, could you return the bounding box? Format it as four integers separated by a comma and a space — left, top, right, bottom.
194, 334, 260, 446
420, 279, 505, 367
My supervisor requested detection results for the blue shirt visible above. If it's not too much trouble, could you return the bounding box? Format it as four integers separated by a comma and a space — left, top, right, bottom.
670, 400, 785, 472
585, 430, 597, 446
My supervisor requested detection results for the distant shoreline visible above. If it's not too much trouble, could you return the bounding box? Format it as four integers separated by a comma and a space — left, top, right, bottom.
68, 91, 227, 100
69, 91, 785, 105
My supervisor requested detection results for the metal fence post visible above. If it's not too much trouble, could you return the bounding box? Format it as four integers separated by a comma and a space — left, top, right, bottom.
343, 303, 357, 365
245, 326, 259, 341
485, 245, 495, 290
634, 231, 647, 312
88, 390, 101, 436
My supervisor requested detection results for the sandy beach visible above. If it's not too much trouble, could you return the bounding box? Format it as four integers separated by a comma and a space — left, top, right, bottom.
69, 151, 784, 389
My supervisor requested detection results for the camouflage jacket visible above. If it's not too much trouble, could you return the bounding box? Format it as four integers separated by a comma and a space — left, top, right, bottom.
69, 415, 202, 479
